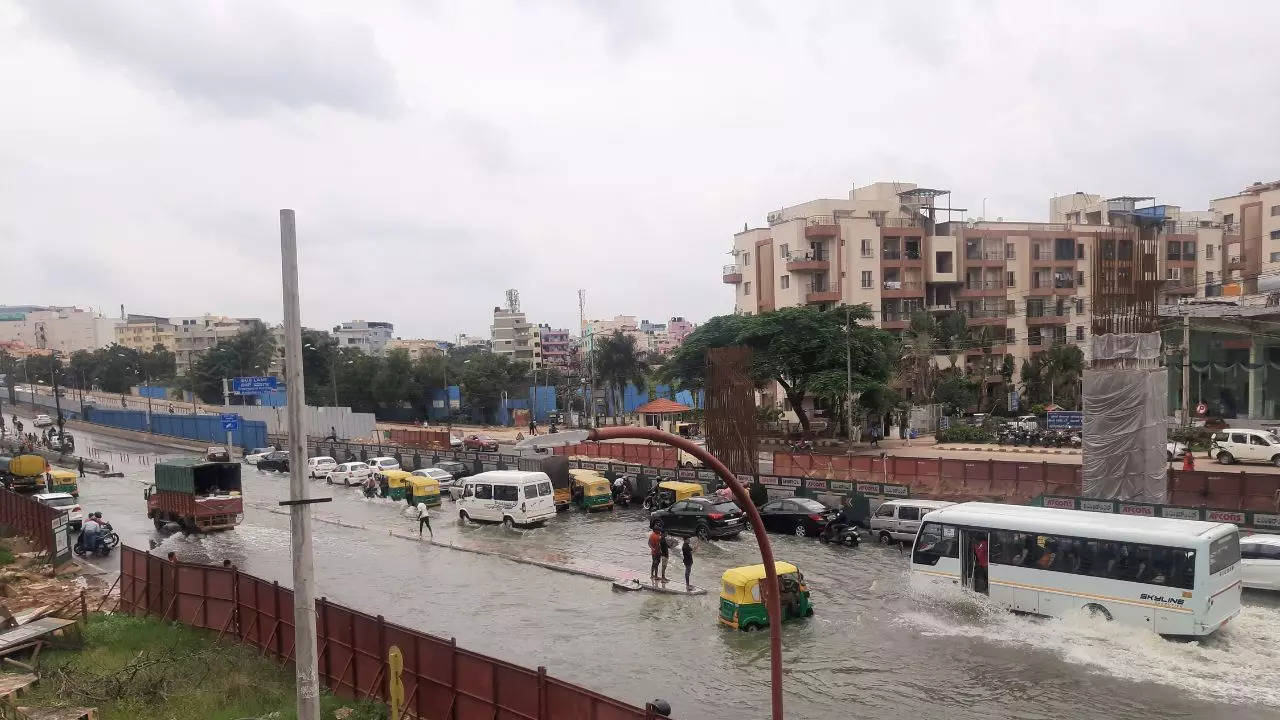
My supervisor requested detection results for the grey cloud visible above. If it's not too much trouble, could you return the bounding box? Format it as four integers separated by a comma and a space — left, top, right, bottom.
17, 0, 401, 116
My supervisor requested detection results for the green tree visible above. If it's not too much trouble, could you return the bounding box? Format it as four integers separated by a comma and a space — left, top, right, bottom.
188, 321, 278, 403
594, 331, 648, 418
665, 305, 894, 432
936, 370, 979, 415
897, 312, 940, 407
459, 352, 520, 423
372, 348, 420, 409
934, 310, 969, 369
140, 344, 177, 383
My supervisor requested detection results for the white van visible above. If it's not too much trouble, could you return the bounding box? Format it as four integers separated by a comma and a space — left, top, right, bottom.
456, 470, 557, 528
1210, 428, 1280, 466
871, 499, 955, 544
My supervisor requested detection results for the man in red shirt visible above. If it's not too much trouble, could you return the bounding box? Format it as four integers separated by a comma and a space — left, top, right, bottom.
973, 536, 989, 594
648, 526, 663, 581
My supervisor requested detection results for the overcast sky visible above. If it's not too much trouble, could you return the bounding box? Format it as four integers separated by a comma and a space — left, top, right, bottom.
4, 1, 1279, 339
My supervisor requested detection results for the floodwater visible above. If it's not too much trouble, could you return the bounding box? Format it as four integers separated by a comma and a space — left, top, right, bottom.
39, 413, 1280, 720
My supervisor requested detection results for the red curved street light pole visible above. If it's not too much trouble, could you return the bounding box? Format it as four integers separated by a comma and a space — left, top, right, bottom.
588, 426, 784, 720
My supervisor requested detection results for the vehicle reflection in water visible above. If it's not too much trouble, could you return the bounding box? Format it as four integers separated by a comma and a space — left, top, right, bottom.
75, 460, 1280, 720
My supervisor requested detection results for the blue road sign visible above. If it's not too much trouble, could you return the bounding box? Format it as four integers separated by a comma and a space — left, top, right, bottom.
232, 376, 278, 394
1008, 391, 1019, 412
939, 417, 951, 431
220, 413, 240, 431
1046, 411, 1083, 430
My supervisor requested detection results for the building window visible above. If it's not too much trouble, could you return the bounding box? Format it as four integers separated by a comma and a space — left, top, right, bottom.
1271, 253, 1280, 263
1077, 270, 1085, 287
1271, 230, 1280, 240
1005, 243, 1016, 260
1006, 271, 1015, 287
1166, 267, 1182, 280
780, 243, 789, 259
935, 251, 953, 274
743, 281, 751, 295
861, 271, 873, 289
1076, 326, 1085, 341
861, 239, 872, 257
1206, 271, 1215, 284
743, 252, 751, 266
1224, 213, 1234, 225
780, 275, 790, 290
1272, 205, 1280, 217
1075, 298, 1084, 313
1006, 300, 1016, 315
1006, 328, 1016, 344
1077, 242, 1085, 259
1206, 244, 1215, 259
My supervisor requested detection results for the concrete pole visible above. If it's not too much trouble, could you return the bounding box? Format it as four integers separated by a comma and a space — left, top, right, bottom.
222, 378, 233, 456
280, 209, 320, 719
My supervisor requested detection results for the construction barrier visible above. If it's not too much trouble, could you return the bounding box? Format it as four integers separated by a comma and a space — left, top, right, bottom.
118, 547, 669, 719
0, 488, 71, 563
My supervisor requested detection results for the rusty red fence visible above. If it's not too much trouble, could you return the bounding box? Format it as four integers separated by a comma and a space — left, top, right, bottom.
553, 442, 678, 469
118, 547, 666, 719
0, 488, 62, 553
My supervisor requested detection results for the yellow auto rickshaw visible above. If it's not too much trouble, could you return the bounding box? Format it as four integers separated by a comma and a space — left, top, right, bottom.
45, 469, 79, 496
379, 469, 412, 501
718, 561, 813, 631
644, 480, 702, 512
407, 475, 441, 508
568, 469, 613, 512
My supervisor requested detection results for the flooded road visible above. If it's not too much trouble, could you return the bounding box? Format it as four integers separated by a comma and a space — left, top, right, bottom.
35, 414, 1280, 720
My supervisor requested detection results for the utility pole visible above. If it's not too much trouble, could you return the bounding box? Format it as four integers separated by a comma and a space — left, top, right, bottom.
221, 378, 233, 455
279, 209, 320, 720
1182, 311, 1192, 427
845, 306, 853, 445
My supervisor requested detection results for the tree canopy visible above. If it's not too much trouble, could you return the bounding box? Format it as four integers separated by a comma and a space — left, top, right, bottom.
662, 305, 896, 431
594, 331, 648, 417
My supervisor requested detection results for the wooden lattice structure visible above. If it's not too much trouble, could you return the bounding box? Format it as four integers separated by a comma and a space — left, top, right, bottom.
1090, 225, 1161, 336
705, 346, 758, 476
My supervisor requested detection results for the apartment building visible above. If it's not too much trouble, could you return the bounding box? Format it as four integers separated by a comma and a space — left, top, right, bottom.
492, 308, 540, 367
538, 325, 572, 368
114, 316, 176, 353
169, 315, 262, 375
1210, 180, 1280, 296
386, 338, 446, 361
0, 307, 117, 354
724, 181, 1242, 408
334, 320, 394, 356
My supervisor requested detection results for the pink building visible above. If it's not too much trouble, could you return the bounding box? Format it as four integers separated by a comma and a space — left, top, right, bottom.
539, 324, 572, 368
667, 316, 695, 345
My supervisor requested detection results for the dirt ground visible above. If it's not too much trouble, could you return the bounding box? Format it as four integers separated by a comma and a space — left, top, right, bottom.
0, 536, 113, 622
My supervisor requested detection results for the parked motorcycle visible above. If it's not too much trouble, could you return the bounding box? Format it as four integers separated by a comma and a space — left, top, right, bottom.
788, 439, 814, 453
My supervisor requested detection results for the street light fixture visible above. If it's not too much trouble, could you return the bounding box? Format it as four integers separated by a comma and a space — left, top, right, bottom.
515, 426, 786, 720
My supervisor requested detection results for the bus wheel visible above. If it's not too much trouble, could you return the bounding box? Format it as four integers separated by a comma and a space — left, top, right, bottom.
459, 510, 470, 523
503, 516, 515, 530
1083, 603, 1112, 621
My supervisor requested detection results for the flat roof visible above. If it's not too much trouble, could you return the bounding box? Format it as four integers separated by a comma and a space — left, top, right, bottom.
923, 502, 1231, 546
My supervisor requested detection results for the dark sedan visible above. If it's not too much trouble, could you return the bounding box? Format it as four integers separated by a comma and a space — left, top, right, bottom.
759, 497, 838, 537
649, 497, 744, 540
257, 451, 290, 473
434, 460, 471, 479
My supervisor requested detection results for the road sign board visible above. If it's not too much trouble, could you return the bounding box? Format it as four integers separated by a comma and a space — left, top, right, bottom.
220, 413, 240, 431
1008, 391, 1019, 412
231, 376, 278, 394
1196, 402, 1208, 415
939, 417, 951, 431
1046, 411, 1083, 430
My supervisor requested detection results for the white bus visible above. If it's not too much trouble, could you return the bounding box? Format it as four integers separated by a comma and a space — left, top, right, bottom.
910, 502, 1242, 637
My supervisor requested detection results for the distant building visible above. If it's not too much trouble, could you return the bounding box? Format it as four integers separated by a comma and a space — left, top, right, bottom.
0, 306, 117, 354
584, 314, 690, 355
667, 317, 696, 345
386, 338, 446, 361
170, 315, 262, 375
492, 308, 540, 367
455, 333, 490, 349
114, 315, 176, 354
538, 325, 572, 368
334, 320, 394, 356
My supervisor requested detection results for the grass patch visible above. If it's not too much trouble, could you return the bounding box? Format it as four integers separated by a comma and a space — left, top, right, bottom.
0, 546, 15, 567
23, 613, 385, 720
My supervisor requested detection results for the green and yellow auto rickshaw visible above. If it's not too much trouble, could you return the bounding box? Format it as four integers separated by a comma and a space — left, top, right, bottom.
407, 475, 442, 508
718, 561, 813, 631
379, 469, 412, 501
568, 469, 613, 512
643, 480, 703, 512
45, 469, 79, 497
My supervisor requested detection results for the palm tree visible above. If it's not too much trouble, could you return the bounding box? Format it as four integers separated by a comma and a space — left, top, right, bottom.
594, 331, 648, 419
1044, 344, 1085, 408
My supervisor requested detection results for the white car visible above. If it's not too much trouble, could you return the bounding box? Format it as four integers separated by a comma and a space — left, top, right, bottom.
306, 456, 338, 479
449, 435, 463, 448
367, 456, 401, 473
327, 462, 371, 486
33, 414, 53, 428
33, 492, 83, 530
1166, 441, 1188, 461
1240, 534, 1280, 591
412, 467, 455, 491
244, 447, 277, 465
1210, 429, 1280, 467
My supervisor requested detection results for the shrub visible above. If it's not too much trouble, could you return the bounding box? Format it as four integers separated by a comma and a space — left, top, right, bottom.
936, 424, 996, 444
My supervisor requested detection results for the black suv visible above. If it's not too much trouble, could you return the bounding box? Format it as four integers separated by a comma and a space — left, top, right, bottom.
649, 497, 745, 540
257, 451, 290, 473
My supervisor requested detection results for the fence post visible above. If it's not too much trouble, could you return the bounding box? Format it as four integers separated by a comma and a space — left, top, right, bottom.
319, 597, 330, 688
537, 666, 547, 720
231, 564, 241, 641
377, 614, 386, 700
272, 580, 283, 660
449, 637, 458, 720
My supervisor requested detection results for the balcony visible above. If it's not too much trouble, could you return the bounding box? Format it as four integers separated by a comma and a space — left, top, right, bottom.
721, 264, 742, 283
1025, 310, 1070, 326
965, 249, 1007, 262
882, 248, 923, 262
927, 304, 954, 313
960, 279, 1005, 295
805, 284, 841, 304
881, 280, 924, 296
804, 216, 838, 238
785, 252, 829, 273
1228, 254, 1247, 268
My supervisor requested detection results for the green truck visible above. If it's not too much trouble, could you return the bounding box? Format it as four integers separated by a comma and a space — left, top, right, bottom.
144, 458, 244, 532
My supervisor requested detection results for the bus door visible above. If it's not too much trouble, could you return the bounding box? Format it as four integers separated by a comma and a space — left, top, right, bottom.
961, 529, 990, 595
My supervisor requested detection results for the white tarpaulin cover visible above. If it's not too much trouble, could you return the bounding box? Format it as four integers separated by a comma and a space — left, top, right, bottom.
1082, 366, 1168, 504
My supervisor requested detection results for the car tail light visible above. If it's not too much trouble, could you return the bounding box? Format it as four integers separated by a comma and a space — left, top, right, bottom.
809, 514, 824, 521
707, 512, 724, 520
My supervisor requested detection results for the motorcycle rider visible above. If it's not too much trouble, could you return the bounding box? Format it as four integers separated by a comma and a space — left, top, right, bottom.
80, 513, 102, 554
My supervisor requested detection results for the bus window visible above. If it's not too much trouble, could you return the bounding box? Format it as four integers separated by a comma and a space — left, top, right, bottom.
1210, 532, 1240, 574
912, 523, 957, 566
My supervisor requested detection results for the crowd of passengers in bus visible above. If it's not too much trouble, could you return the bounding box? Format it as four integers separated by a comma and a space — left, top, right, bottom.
922, 526, 1198, 589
